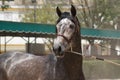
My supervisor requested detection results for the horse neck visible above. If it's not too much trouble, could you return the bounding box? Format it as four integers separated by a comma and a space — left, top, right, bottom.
55, 17, 85, 80
62, 25, 84, 80
71, 17, 82, 53
71, 30, 82, 53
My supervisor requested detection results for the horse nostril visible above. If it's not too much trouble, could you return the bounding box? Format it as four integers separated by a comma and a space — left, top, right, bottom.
53, 46, 62, 54
53, 47, 57, 53
58, 46, 61, 52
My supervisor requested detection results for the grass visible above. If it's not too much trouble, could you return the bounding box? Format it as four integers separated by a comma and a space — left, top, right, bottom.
83, 60, 120, 79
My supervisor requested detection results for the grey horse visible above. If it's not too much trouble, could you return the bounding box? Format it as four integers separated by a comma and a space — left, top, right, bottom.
0, 5, 85, 80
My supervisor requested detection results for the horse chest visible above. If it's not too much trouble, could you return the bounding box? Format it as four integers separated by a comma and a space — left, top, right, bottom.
55, 58, 69, 80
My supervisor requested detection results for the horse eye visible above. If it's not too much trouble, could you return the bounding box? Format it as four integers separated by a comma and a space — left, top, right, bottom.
69, 25, 74, 29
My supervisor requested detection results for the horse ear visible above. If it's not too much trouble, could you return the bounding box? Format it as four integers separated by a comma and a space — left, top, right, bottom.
56, 7, 62, 17
71, 5, 76, 17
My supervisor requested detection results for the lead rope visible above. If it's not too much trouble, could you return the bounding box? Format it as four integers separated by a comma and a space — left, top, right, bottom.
66, 49, 120, 66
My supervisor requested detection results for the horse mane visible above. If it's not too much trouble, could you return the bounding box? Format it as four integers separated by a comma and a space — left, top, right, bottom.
56, 12, 75, 24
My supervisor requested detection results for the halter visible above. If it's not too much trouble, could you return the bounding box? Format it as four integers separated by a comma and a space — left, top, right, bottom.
56, 19, 79, 44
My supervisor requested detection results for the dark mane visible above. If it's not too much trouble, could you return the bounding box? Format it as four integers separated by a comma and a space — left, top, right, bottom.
56, 12, 75, 24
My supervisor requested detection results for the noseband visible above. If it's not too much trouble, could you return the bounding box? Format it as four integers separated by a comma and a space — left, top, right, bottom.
57, 34, 72, 43
57, 25, 78, 44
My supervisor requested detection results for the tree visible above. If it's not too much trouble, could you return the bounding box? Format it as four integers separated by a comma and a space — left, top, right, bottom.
77, 0, 120, 55
1, 0, 10, 11
21, 4, 57, 24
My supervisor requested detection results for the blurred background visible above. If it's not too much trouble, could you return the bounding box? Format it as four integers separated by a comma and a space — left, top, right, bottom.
0, 0, 120, 80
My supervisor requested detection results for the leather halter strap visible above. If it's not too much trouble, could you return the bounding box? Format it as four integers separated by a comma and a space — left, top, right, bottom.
57, 34, 72, 43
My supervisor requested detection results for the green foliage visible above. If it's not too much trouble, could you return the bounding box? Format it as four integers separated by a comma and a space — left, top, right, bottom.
21, 5, 57, 24
21, 0, 120, 29
78, 0, 120, 30
1, 4, 9, 9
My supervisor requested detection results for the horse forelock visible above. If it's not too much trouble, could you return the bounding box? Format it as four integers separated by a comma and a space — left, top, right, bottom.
56, 12, 80, 35
56, 12, 75, 24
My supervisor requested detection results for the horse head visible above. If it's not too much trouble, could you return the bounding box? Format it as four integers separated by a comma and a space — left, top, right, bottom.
53, 5, 79, 57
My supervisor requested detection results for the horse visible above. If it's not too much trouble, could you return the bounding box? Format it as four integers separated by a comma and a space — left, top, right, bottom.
53, 5, 85, 80
0, 5, 85, 80
0, 51, 56, 80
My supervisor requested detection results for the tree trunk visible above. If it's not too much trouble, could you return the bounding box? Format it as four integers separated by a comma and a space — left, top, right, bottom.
110, 40, 117, 56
